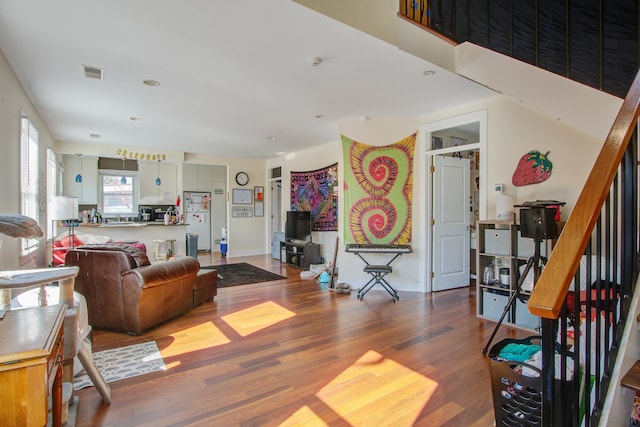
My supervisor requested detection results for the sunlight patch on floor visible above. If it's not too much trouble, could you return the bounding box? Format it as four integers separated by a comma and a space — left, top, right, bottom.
221, 301, 296, 337
279, 406, 329, 427
315, 350, 437, 426
161, 321, 231, 359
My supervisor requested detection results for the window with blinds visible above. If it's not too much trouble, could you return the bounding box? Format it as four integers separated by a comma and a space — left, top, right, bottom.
20, 116, 39, 254
46, 148, 57, 240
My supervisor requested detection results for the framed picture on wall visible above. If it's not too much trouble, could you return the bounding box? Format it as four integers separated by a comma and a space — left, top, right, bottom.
232, 206, 253, 217
254, 186, 264, 202
232, 188, 252, 204
254, 201, 264, 217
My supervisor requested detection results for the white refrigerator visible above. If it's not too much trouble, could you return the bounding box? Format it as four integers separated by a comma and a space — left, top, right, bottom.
184, 191, 211, 251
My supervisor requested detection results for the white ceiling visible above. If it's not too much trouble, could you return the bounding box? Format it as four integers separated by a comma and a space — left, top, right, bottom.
0, 0, 495, 158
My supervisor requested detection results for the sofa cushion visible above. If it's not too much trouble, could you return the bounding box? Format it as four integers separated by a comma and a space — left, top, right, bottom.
78, 243, 151, 268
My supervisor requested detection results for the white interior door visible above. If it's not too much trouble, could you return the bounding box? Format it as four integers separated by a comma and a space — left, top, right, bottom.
432, 155, 471, 291
270, 179, 282, 233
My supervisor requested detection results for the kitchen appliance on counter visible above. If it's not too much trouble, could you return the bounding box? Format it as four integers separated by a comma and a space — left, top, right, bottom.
153, 207, 169, 222
139, 206, 152, 222
184, 191, 211, 251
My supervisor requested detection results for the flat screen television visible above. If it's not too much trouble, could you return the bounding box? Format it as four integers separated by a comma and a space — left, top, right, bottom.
285, 211, 312, 243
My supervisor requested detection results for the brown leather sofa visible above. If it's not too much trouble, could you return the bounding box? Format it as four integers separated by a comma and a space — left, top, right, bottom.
65, 244, 200, 335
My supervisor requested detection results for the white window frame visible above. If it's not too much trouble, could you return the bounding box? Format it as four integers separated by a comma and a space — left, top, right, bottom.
46, 148, 58, 240
99, 170, 138, 217
20, 116, 39, 254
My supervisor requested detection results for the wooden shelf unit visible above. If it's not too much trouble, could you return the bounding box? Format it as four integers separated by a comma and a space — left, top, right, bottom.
279, 241, 322, 269
476, 220, 555, 331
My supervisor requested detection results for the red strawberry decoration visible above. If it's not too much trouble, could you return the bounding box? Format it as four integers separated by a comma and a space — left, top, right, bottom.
512, 150, 552, 186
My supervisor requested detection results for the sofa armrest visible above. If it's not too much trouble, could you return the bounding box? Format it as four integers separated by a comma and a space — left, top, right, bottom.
122, 257, 200, 289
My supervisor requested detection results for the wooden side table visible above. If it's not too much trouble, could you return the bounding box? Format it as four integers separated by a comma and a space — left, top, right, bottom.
0, 304, 65, 427
0, 266, 111, 404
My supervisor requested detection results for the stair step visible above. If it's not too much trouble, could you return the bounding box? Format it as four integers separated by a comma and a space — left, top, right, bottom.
621, 360, 640, 392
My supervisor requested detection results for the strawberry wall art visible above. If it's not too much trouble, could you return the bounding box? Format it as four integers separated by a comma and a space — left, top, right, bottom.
512, 150, 553, 186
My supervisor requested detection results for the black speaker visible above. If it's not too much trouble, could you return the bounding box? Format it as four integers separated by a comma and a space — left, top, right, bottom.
520, 207, 558, 239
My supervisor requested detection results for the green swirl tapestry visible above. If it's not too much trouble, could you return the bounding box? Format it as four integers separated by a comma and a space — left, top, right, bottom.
342, 133, 416, 245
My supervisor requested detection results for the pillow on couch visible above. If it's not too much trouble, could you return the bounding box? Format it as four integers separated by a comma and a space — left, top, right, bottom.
53, 233, 85, 266
77, 243, 151, 268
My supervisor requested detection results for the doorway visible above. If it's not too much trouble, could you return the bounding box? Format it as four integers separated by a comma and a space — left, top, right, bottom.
431, 154, 471, 291
268, 165, 283, 258
423, 110, 487, 292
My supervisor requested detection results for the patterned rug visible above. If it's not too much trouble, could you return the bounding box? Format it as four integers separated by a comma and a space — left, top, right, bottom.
200, 262, 286, 287
73, 341, 166, 390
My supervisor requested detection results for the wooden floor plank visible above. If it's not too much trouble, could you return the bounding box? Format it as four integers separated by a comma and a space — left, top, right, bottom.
75, 253, 525, 426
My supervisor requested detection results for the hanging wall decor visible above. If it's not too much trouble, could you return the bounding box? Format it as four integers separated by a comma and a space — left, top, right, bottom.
342, 132, 416, 245
290, 163, 338, 231
512, 150, 553, 186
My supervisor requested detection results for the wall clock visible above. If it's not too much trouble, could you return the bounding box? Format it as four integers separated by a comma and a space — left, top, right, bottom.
235, 171, 249, 186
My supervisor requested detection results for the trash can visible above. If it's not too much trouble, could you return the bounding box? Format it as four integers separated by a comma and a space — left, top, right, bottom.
186, 233, 198, 258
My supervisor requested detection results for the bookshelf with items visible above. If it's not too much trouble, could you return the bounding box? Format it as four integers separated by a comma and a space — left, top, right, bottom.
476, 220, 553, 331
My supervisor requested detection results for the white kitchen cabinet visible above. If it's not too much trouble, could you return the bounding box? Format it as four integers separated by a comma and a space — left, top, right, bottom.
62, 155, 98, 204
139, 162, 177, 205
183, 164, 214, 191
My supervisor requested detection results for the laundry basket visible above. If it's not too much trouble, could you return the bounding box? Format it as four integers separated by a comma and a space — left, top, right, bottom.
487, 336, 576, 427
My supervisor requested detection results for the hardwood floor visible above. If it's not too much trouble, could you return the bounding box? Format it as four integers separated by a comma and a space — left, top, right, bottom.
75, 253, 526, 427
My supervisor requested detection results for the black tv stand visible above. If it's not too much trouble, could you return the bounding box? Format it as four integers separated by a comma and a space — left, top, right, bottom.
279, 241, 321, 269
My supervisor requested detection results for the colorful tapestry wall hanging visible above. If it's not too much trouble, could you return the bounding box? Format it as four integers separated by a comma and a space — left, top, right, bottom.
290, 163, 338, 231
342, 133, 416, 245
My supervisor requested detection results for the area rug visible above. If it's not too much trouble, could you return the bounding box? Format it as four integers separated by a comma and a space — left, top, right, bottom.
200, 262, 286, 287
73, 341, 166, 390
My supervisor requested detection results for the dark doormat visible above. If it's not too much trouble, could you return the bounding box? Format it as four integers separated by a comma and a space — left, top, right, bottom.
200, 262, 286, 287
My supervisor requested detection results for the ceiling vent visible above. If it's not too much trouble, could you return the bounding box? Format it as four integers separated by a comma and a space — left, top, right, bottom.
83, 65, 104, 80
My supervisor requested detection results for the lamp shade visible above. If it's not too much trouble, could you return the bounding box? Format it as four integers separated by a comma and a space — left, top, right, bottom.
49, 196, 79, 221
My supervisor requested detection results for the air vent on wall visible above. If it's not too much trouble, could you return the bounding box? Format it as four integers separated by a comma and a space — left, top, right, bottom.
83, 65, 104, 80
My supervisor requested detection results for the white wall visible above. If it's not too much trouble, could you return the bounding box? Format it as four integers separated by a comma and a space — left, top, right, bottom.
270, 117, 424, 292
0, 47, 613, 278
423, 96, 602, 221
272, 97, 608, 294
0, 50, 55, 269
268, 142, 342, 267
337, 117, 423, 291
455, 42, 621, 143
184, 152, 267, 257
293, 0, 400, 47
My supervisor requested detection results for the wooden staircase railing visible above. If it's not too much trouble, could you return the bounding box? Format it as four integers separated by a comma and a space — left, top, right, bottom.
527, 70, 640, 425
397, 3, 640, 423
528, 71, 640, 318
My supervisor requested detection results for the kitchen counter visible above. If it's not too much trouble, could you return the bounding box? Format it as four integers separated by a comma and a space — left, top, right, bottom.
76, 223, 190, 257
